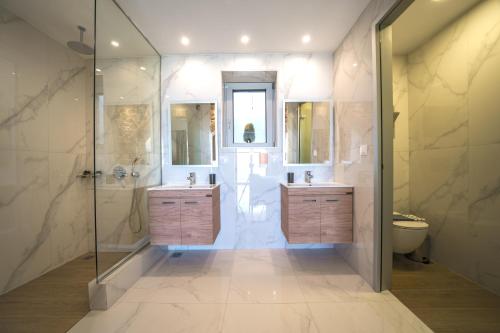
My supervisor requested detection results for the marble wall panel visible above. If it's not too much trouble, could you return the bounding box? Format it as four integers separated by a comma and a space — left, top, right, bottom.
0, 6, 92, 294
392, 57, 410, 213
161, 53, 335, 249
406, 0, 500, 295
331, 0, 397, 288
94, 56, 161, 253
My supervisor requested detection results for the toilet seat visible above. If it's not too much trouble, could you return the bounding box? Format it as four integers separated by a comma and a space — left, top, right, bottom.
393, 221, 429, 230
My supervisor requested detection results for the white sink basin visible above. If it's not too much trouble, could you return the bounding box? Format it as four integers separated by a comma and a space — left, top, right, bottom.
148, 184, 217, 190
283, 182, 352, 188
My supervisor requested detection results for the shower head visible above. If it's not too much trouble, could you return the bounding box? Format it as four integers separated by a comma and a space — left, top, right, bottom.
67, 26, 94, 55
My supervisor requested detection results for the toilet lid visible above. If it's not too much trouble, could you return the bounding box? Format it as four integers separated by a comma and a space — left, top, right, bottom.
393, 221, 429, 230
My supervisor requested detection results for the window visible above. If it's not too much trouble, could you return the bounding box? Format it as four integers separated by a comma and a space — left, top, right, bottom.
224, 82, 275, 147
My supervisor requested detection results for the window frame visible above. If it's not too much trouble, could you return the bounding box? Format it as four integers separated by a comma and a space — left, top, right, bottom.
223, 82, 275, 147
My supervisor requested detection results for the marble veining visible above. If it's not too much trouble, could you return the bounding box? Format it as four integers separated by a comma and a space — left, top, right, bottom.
405, 0, 500, 295
0, 6, 92, 294
94, 56, 161, 254
161, 53, 335, 249
332, 0, 398, 288
70, 249, 432, 333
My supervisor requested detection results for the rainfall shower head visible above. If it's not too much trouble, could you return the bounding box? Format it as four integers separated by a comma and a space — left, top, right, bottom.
67, 26, 94, 55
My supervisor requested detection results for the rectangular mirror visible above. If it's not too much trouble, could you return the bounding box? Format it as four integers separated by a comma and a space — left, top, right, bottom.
284, 100, 332, 165
169, 102, 217, 166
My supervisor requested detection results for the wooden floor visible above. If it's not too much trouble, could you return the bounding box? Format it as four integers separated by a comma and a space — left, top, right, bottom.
392, 255, 500, 333
0, 252, 128, 333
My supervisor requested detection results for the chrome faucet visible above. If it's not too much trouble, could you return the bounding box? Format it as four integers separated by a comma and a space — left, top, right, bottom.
305, 170, 314, 184
187, 172, 196, 186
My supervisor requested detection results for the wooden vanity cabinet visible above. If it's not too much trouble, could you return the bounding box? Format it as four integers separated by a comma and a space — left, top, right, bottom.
281, 184, 353, 244
148, 185, 220, 245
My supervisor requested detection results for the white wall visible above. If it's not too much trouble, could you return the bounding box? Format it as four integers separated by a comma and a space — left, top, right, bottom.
0, 6, 92, 294
161, 53, 335, 249
406, 0, 500, 295
332, 0, 397, 288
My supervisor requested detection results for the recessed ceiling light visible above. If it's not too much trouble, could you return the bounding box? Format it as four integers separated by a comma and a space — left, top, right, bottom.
180, 36, 190, 46
353, 63, 358, 67
110, 40, 120, 47
240, 35, 250, 45
140, 66, 147, 71
96, 68, 102, 72
119, 96, 124, 100
302, 34, 311, 44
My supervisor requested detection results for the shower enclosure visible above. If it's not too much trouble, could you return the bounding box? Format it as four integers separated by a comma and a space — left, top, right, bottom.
93, 0, 161, 280
0, 0, 161, 303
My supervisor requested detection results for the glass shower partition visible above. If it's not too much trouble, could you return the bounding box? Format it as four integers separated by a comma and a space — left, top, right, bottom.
94, 0, 161, 280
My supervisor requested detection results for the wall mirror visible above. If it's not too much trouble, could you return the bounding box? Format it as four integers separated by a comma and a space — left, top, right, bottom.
169, 102, 217, 166
284, 100, 332, 165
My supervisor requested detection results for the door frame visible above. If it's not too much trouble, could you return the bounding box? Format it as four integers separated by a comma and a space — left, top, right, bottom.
373, 0, 414, 292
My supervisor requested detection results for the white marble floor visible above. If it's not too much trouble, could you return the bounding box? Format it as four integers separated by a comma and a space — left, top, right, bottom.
69, 249, 432, 333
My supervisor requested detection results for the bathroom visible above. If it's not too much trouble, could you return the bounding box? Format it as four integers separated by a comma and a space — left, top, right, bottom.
386, 1, 500, 331
0, 0, 498, 332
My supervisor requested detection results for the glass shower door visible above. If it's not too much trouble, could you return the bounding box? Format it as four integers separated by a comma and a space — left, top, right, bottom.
94, 0, 161, 280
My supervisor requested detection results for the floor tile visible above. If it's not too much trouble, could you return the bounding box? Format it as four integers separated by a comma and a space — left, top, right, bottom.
308, 301, 431, 333
120, 275, 230, 304
69, 302, 225, 333
227, 275, 305, 303
70, 250, 432, 333
222, 303, 318, 333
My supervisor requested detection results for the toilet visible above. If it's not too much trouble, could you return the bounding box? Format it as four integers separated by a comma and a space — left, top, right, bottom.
392, 213, 429, 254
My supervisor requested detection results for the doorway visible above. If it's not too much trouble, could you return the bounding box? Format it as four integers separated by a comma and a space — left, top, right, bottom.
378, 0, 500, 331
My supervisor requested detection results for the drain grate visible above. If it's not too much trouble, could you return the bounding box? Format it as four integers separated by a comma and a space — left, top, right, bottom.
171, 252, 183, 258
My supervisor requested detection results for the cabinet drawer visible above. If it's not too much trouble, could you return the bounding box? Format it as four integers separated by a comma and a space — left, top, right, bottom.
150, 223, 181, 244
288, 196, 321, 243
320, 195, 352, 243
180, 198, 213, 245
148, 198, 181, 245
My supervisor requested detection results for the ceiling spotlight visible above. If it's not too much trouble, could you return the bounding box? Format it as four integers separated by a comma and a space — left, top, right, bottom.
240, 35, 250, 45
95, 68, 102, 72
140, 66, 147, 71
119, 96, 124, 100
110, 40, 120, 47
353, 63, 358, 67
302, 34, 311, 44
180, 36, 190, 46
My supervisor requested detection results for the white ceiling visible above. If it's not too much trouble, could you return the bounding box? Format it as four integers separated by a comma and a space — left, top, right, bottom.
1, 0, 156, 58
2, 0, 371, 57
392, 0, 483, 55
115, 0, 371, 54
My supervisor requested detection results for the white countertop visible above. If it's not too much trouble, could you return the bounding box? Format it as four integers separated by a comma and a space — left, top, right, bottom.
280, 182, 353, 188
148, 184, 219, 191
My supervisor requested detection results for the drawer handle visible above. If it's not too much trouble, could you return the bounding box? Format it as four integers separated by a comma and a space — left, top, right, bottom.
162, 201, 176, 205
184, 201, 198, 204
303, 199, 317, 202
326, 199, 339, 202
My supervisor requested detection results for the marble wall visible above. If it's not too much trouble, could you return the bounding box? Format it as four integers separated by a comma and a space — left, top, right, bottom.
406, 0, 500, 295
331, 0, 397, 288
0, 6, 93, 293
392, 56, 410, 213
161, 53, 335, 249
94, 56, 161, 253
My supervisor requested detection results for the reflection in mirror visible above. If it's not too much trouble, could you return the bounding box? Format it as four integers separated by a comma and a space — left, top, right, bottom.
284, 101, 331, 165
170, 102, 217, 165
